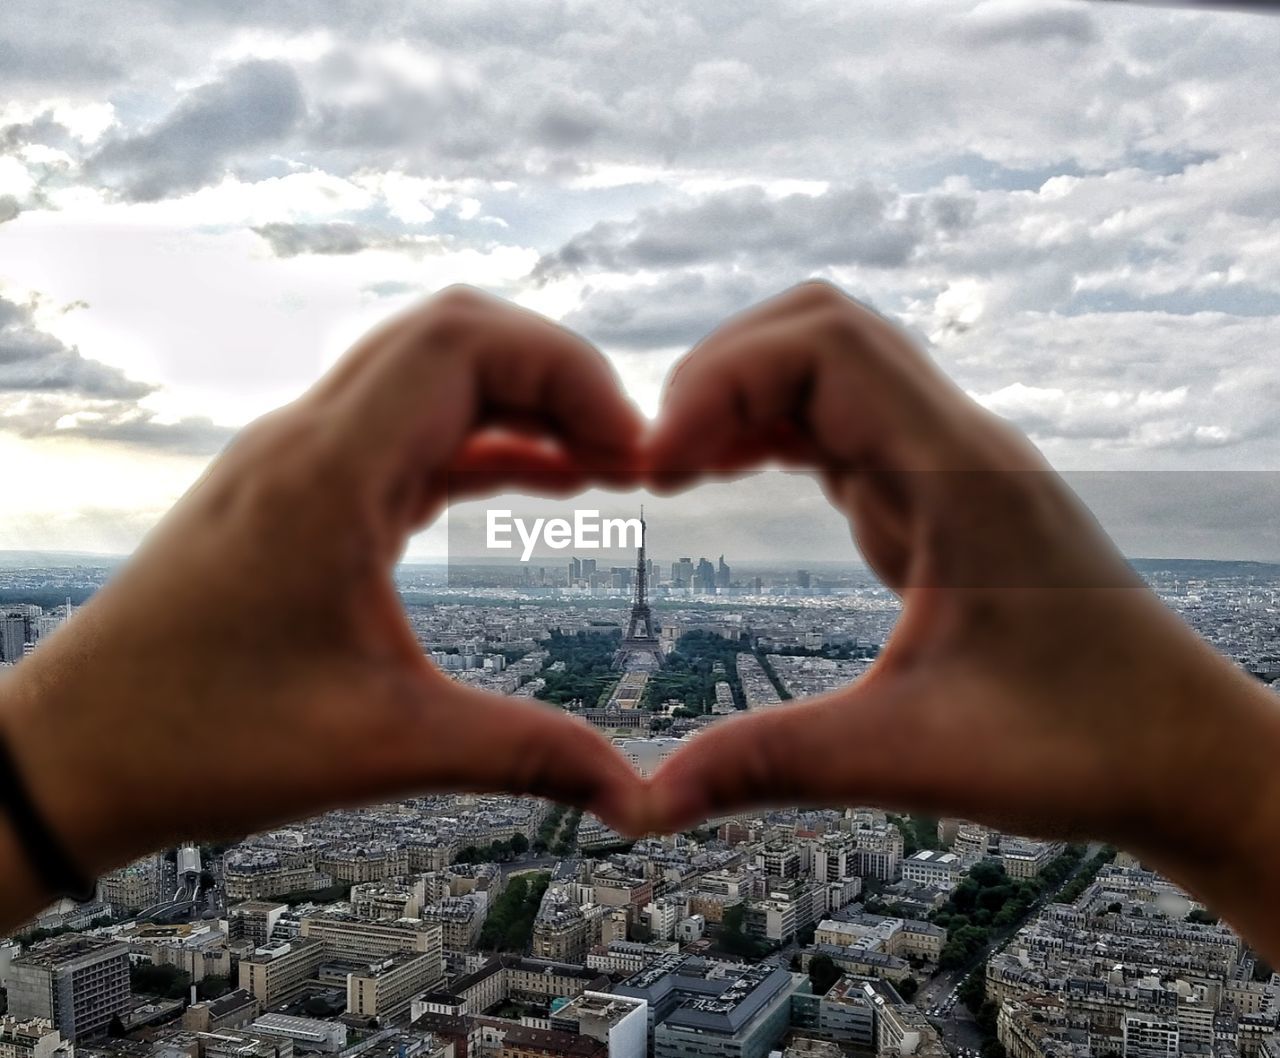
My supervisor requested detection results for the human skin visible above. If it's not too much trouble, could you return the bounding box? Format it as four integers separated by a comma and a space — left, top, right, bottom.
643, 280, 1280, 960
0, 286, 651, 930
3, 281, 1280, 961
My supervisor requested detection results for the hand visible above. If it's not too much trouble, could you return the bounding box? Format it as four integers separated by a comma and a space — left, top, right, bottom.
643, 281, 1280, 948
0, 286, 649, 918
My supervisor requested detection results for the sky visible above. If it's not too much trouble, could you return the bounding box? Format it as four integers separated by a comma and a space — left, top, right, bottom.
1, 0, 1279, 561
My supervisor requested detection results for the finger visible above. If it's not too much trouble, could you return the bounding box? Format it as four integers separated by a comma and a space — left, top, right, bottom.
439, 435, 598, 504
414, 675, 650, 835
659, 279, 855, 404
647, 284, 974, 491
323, 286, 646, 479
645, 671, 944, 832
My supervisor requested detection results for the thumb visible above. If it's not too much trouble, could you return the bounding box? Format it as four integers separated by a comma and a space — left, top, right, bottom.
644, 670, 938, 832
411, 671, 650, 836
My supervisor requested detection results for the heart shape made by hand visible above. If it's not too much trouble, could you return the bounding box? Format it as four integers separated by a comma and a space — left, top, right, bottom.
6, 280, 1268, 920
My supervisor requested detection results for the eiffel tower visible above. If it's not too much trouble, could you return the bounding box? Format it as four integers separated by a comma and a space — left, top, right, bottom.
614, 507, 664, 671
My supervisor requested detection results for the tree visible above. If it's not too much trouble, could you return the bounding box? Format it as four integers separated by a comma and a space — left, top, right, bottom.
479, 871, 550, 952
808, 954, 842, 996
197, 975, 232, 1001
898, 976, 919, 1001
130, 962, 191, 1000
958, 972, 986, 1014
510, 833, 529, 855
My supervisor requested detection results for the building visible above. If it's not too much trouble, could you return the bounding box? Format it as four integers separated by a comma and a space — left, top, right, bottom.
299, 913, 443, 965
420, 898, 485, 954
813, 915, 944, 968
0, 1018, 69, 1058
7, 935, 131, 1042
900, 851, 960, 891
1123, 1011, 1180, 1058
346, 952, 442, 1022
351, 880, 425, 921
0, 614, 27, 663
182, 991, 262, 1034
228, 902, 288, 948
614, 955, 801, 1058
586, 942, 679, 978
197, 1028, 295, 1058
756, 845, 801, 881
532, 906, 599, 964
999, 839, 1063, 881
618, 739, 684, 780
248, 1014, 347, 1053
951, 823, 995, 865
676, 916, 705, 945
450, 957, 607, 1016
238, 939, 326, 1006
99, 856, 164, 915
549, 992, 648, 1058
849, 818, 904, 882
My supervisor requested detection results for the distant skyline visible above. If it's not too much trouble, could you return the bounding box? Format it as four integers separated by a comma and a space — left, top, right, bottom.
1, 470, 1279, 565
2, 2, 1279, 554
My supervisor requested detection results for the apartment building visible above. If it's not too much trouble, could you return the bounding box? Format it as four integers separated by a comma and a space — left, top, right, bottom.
299, 913, 443, 964
901, 851, 960, 891
0, 1018, 69, 1058
238, 939, 325, 1006
347, 953, 444, 1022
7, 936, 131, 1042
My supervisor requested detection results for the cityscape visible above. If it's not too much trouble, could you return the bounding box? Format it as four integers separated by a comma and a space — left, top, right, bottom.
2, 518, 1280, 1058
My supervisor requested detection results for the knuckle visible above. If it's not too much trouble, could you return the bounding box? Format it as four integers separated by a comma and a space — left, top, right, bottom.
430, 283, 489, 313
811, 301, 862, 351
791, 278, 848, 305
403, 287, 493, 357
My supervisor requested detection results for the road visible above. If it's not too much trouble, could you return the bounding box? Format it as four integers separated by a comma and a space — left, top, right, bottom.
499, 855, 561, 878
920, 842, 1105, 1051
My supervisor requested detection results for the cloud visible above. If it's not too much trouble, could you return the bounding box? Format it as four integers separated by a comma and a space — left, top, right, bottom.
0, 36, 123, 89
532, 184, 975, 283
87, 59, 305, 201
252, 221, 447, 257
0, 0, 1278, 552
0, 395, 234, 454
953, 311, 1280, 459
560, 271, 769, 351
0, 295, 150, 399
0, 294, 232, 453
960, 1, 1101, 47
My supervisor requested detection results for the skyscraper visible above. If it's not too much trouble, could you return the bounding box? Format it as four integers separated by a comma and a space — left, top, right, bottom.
696, 558, 715, 594
0, 614, 27, 663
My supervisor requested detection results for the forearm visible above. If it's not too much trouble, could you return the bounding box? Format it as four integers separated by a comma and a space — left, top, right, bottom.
1126, 629, 1280, 960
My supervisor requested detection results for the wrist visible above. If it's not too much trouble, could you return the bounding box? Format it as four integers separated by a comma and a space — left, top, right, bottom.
0, 645, 121, 893
1129, 623, 1280, 938
0, 794, 54, 931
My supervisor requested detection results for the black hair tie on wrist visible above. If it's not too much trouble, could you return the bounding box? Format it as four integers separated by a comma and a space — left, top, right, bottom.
0, 731, 96, 903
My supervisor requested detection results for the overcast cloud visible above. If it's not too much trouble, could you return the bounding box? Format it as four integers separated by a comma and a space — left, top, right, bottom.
0, 0, 1277, 557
